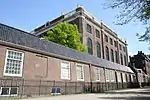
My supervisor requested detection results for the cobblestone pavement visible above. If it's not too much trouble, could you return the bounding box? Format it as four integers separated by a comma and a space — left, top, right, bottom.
20, 87, 150, 100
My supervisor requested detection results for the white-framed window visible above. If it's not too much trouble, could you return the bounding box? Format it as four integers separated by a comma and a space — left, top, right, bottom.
3, 49, 24, 77
76, 64, 84, 81
110, 70, 115, 82
122, 73, 126, 82
0, 87, 18, 96
61, 61, 70, 80
95, 68, 100, 81
130, 74, 134, 82
105, 69, 109, 82
117, 72, 122, 82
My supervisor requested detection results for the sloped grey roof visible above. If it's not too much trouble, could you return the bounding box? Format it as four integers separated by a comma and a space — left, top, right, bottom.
0, 23, 133, 73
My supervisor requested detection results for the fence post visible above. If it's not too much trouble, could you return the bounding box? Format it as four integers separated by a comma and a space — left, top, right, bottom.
21, 79, 24, 98
65, 81, 67, 94
39, 79, 41, 96
75, 82, 77, 94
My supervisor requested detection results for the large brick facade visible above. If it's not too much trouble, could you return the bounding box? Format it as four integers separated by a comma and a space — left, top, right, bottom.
33, 7, 128, 66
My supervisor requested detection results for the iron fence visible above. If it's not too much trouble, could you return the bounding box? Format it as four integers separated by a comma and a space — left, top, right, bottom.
0, 78, 148, 98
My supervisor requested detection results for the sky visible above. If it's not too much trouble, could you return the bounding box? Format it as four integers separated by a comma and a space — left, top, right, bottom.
0, 0, 149, 56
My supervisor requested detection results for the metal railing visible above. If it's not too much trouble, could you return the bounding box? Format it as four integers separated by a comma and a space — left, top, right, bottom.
0, 78, 149, 98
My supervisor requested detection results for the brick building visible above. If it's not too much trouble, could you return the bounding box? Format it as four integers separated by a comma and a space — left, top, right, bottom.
33, 6, 128, 66
129, 51, 150, 76
0, 23, 135, 96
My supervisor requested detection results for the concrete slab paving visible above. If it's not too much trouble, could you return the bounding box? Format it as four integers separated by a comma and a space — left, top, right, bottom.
19, 87, 150, 100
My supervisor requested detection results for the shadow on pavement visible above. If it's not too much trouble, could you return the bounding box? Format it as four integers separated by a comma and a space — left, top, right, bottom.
98, 88, 150, 100
98, 96, 150, 100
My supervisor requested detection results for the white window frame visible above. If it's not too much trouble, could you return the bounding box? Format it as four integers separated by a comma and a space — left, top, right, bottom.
3, 49, 24, 77
117, 72, 122, 82
61, 61, 70, 80
110, 70, 115, 82
76, 63, 84, 81
95, 68, 100, 81
105, 69, 109, 82
0, 87, 18, 97
122, 73, 126, 82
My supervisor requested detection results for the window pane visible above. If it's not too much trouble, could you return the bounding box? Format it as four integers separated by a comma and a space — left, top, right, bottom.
105, 35, 108, 42
61, 62, 70, 79
105, 46, 109, 60
1, 88, 9, 95
96, 68, 100, 81
96, 29, 100, 38
76, 64, 84, 80
110, 38, 113, 45
87, 38, 93, 55
4, 50, 24, 76
96, 42, 101, 58
87, 24, 92, 33
115, 51, 119, 63
111, 49, 114, 62
120, 53, 123, 65
10, 87, 18, 95
114, 40, 117, 47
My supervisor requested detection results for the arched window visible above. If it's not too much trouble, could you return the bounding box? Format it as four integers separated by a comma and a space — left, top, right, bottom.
105, 46, 109, 60
124, 55, 127, 66
115, 51, 119, 63
120, 53, 123, 65
111, 49, 114, 62
96, 42, 101, 58
87, 38, 93, 55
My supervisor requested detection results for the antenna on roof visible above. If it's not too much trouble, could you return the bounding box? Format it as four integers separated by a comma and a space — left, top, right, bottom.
61, 12, 64, 15
77, 4, 83, 8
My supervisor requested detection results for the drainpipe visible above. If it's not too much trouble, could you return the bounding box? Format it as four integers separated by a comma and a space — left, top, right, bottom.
89, 64, 93, 92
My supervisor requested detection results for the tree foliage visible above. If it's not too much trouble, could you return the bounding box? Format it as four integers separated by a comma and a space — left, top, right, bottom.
44, 22, 87, 52
105, 0, 150, 45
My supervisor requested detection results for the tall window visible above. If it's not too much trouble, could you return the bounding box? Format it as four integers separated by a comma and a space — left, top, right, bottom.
87, 38, 93, 55
119, 44, 122, 50
105, 69, 110, 82
114, 40, 117, 47
122, 73, 126, 82
76, 64, 84, 81
96, 68, 100, 81
87, 24, 92, 33
115, 51, 119, 63
105, 46, 109, 61
61, 61, 70, 80
105, 35, 108, 42
124, 55, 127, 66
123, 46, 126, 52
117, 72, 121, 82
4, 50, 24, 77
111, 49, 114, 62
96, 29, 100, 38
120, 53, 123, 65
110, 38, 113, 45
96, 42, 101, 58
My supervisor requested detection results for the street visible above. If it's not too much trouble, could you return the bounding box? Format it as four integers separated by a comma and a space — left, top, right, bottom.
20, 87, 150, 100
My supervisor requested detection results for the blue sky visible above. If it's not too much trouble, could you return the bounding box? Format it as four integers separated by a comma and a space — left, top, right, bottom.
0, 0, 149, 55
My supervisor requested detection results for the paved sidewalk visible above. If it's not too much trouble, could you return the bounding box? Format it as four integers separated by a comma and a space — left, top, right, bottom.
19, 88, 150, 100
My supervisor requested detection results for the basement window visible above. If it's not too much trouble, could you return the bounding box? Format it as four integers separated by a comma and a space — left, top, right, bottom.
0, 87, 18, 96
51, 87, 61, 95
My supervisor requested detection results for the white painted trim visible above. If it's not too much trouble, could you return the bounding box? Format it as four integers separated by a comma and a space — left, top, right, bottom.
76, 63, 84, 81
60, 61, 71, 80
3, 49, 24, 77
95, 68, 100, 82
0, 87, 18, 97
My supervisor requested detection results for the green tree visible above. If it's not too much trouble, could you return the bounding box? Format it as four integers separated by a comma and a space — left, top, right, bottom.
44, 22, 87, 52
105, 0, 150, 45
